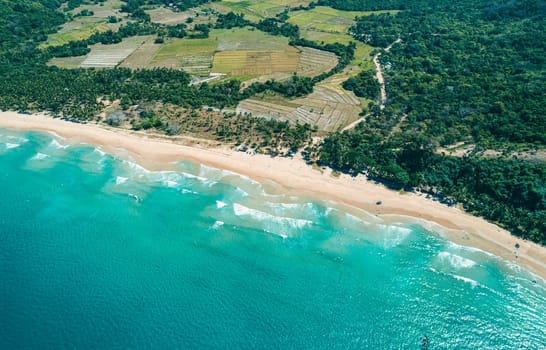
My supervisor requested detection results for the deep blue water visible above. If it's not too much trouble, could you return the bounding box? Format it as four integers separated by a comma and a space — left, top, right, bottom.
0, 128, 545, 349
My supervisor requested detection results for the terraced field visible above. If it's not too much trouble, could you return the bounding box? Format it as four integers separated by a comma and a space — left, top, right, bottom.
237, 69, 363, 132
296, 47, 338, 77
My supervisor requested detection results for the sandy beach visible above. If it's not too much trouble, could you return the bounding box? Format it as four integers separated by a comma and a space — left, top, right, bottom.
1, 111, 545, 280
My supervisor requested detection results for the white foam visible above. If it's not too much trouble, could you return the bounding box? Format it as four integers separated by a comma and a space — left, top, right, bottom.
212, 220, 224, 229
124, 160, 151, 176
49, 139, 68, 149
279, 233, 288, 239
164, 180, 178, 188
115, 176, 128, 185
452, 274, 478, 287
47, 131, 65, 140
181, 188, 198, 195
438, 251, 477, 269
1, 135, 27, 143
5, 143, 20, 149
128, 193, 142, 203
94, 148, 106, 156
233, 203, 311, 229
180, 171, 208, 182
216, 200, 227, 209
31, 152, 48, 160
122, 161, 209, 185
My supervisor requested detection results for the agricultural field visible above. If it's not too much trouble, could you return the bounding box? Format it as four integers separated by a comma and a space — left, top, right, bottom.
47, 55, 88, 69
81, 35, 153, 68
237, 67, 364, 132
215, 28, 288, 51
146, 7, 191, 25
41, 0, 127, 48
287, 6, 397, 33
204, 0, 310, 22
296, 47, 338, 77
146, 6, 215, 26
49, 36, 153, 69
117, 27, 334, 79
147, 34, 218, 75
213, 48, 299, 76
289, 6, 390, 67
118, 36, 163, 69
301, 31, 373, 65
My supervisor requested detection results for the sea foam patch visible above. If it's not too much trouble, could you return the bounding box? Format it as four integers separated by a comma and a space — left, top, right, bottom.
48, 139, 68, 150
233, 202, 311, 230
438, 251, 477, 269
31, 152, 49, 160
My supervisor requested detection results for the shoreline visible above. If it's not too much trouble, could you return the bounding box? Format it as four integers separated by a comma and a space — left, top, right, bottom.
1, 111, 545, 280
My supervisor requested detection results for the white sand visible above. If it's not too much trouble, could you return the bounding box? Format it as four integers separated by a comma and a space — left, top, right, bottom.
2, 111, 545, 280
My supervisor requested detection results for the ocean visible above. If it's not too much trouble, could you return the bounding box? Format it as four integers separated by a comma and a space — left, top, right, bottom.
1, 128, 545, 349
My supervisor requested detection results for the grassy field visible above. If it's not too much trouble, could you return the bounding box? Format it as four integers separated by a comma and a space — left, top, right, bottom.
41, 21, 111, 48
47, 55, 87, 69
41, 0, 126, 48
300, 30, 373, 66
146, 6, 215, 26
216, 28, 288, 51
149, 35, 217, 74
288, 6, 397, 31
205, 0, 310, 22
146, 7, 190, 25
70, 0, 125, 19
288, 6, 393, 66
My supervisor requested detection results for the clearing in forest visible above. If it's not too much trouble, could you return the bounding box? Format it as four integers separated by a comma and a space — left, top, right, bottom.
147, 34, 217, 75
288, 6, 392, 66
205, 0, 311, 22
287, 6, 397, 32
146, 6, 216, 26
41, 0, 126, 48
123, 27, 335, 79
146, 7, 191, 25
49, 35, 153, 69
80, 35, 153, 68
237, 67, 364, 132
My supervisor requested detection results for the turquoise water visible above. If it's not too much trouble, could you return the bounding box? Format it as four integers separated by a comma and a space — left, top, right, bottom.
1, 128, 545, 349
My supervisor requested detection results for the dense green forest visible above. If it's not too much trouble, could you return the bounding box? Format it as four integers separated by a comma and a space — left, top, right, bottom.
317, 0, 546, 243
0, 0, 544, 244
